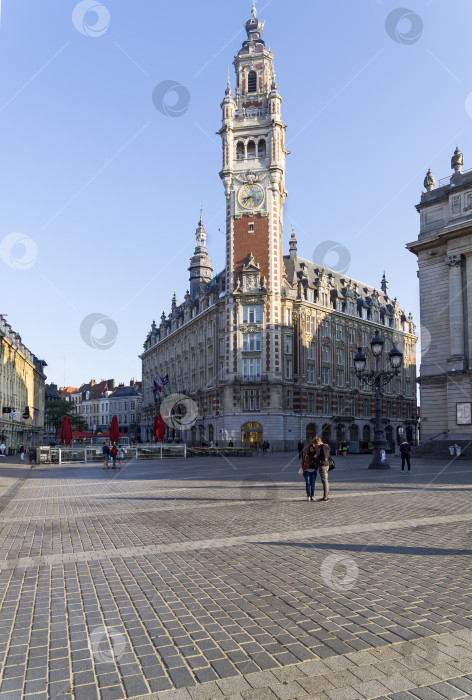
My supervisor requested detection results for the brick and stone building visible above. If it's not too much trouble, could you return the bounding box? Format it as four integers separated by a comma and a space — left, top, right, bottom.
408, 148, 472, 454
141, 7, 417, 450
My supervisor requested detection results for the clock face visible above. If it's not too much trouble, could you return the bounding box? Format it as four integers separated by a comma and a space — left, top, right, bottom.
238, 184, 264, 210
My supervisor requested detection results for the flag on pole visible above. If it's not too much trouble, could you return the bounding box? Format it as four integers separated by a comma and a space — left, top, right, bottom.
160, 374, 169, 386
153, 379, 162, 400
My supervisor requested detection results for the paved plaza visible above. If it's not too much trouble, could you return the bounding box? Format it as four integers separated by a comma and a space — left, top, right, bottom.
0, 452, 471, 700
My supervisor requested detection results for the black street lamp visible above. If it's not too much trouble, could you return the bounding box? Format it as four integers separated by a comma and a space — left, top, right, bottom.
354, 331, 403, 469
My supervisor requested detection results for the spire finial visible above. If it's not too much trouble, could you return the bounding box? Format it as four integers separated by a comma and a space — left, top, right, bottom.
199, 203, 203, 226
252, 0, 257, 18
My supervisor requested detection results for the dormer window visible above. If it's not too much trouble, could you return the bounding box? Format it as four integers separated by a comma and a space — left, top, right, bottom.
248, 70, 257, 93
258, 139, 266, 157
236, 142, 245, 160
247, 141, 256, 159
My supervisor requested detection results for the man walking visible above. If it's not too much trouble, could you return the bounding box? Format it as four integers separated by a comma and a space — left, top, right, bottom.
102, 441, 111, 470
297, 439, 305, 460
399, 438, 412, 472
314, 437, 330, 502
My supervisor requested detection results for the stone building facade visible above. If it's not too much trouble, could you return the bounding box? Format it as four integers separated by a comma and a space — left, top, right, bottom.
0, 315, 47, 449
141, 7, 417, 450
408, 148, 472, 452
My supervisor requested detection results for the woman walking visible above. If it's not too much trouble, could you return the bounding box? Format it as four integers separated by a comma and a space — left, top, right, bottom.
302, 442, 318, 501
314, 437, 330, 502
117, 446, 124, 469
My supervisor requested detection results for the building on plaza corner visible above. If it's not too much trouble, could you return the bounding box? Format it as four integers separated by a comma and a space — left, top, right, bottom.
408, 149, 472, 455
140, 7, 418, 450
0, 315, 47, 449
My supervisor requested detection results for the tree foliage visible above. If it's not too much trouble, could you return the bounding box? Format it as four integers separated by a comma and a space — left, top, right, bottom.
44, 401, 85, 436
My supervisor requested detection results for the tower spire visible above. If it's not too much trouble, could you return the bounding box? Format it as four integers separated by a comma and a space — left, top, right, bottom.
381, 271, 389, 295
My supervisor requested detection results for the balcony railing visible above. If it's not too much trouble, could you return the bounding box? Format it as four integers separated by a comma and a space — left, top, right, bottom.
235, 107, 269, 119
234, 374, 269, 383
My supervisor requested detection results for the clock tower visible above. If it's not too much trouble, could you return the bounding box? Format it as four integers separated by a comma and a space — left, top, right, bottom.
219, 3, 288, 381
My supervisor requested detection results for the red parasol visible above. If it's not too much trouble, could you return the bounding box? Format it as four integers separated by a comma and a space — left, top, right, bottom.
110, 415, 120, 445
60, 416, 72, 446
153, 414, 165, 442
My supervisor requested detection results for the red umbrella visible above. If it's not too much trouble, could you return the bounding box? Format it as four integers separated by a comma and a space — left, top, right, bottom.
153, 414, 165, 442
60, 416, 72, 446
110, 415, 120, 445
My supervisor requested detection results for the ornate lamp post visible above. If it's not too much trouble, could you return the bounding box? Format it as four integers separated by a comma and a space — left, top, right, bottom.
354, 331, 403, 469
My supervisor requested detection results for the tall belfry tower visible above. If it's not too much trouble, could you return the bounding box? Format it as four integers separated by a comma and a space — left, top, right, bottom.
219, 3, 288, 381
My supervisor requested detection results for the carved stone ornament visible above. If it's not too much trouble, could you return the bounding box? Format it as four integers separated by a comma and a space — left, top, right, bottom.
451, 146, 464, 173
424, 169, 435, 191
234, 169, 266, 186
446, 253, 463, 268
245, 274, 258, 291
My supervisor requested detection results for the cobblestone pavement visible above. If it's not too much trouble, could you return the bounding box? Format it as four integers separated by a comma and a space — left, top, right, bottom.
0, 453, 471, 700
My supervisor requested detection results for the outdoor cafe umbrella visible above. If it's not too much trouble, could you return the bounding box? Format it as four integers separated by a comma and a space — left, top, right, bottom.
60, 416, 72, 446
110, 415, 120, 445
153, 414, 165, 442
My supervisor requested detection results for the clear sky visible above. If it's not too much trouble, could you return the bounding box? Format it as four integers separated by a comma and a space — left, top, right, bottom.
0, 0, 470, 388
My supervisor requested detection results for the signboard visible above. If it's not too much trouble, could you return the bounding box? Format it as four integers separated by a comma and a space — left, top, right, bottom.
457, 402, 472, 425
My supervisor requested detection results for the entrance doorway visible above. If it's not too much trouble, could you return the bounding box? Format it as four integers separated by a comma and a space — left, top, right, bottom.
306, 423, 316, 443
241, 422, 263, 449
321, 424, 331, 444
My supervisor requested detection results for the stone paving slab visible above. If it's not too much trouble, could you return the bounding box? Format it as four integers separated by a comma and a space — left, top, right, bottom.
0, 455, 470, 699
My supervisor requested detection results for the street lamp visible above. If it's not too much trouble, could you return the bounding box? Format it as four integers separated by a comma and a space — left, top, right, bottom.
354, 333, 403, 469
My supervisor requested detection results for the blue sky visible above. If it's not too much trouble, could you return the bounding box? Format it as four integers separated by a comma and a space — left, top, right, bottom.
0, 0, 471, 387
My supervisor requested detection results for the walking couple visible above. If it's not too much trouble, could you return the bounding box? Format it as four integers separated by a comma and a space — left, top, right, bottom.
300, 437, 331, 502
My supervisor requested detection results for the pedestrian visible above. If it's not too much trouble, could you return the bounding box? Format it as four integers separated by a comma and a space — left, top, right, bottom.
102, 441, 111, 470
314, 437, 330, 502
301, 442, 317, 501
228, 440, 233, 447
0, 443, 5, 457
399, 438, 412, 472
28, 447, 36, 466
117, 446, 124, 469
20, 444, 26, 461
110, 443, 118, 469
297, 439, 305, 459
342, 443, 348, 457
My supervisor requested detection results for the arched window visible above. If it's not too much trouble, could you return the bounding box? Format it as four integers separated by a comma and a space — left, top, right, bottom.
306, 423, 316, 443
349, 424, 359, 442
248, 70, 257, 93
258, 140, 266, 157
236, 142, 245, 160
322, 424, 331, 444
362, 425, 370, 443
247, 141, 256, 159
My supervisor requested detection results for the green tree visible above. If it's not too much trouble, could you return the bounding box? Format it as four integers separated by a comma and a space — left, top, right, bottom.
44, 401, 85, 438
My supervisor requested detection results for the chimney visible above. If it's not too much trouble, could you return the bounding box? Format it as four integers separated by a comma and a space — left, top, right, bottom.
130, 379, 135, 387
107, 379, 115, 389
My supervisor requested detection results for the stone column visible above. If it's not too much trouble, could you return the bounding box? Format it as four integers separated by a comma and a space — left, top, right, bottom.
446, 254, 466, 369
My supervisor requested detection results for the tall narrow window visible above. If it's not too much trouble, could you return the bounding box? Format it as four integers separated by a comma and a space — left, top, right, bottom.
248, 70, 257, 92
236, 142, 245, 160
247, 141, 256, 159
258, 139, 266, 157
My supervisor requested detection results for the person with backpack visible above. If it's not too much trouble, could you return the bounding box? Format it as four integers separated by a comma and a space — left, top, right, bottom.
314, 437, 330, 502
301, 442, 317, 501
399, 439, 412, 472
102, 442, 111, 470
